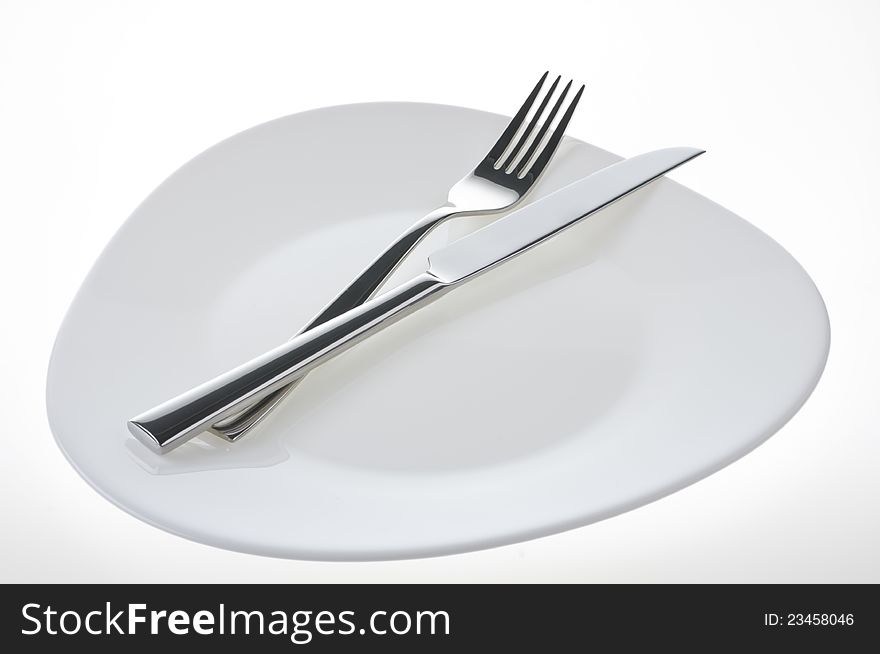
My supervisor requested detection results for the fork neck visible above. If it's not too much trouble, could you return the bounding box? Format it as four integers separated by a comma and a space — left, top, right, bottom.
414, 204, 458, 230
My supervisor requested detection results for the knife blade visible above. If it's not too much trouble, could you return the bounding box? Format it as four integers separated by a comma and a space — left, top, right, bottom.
129, 147, 704, 453
427, 147, 703, 283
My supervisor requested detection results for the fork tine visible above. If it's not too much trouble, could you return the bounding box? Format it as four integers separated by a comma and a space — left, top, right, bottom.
484, 72, 548, 165
518, 83, 585, 180
514, 79, 572, 176
502, 75, 562, 172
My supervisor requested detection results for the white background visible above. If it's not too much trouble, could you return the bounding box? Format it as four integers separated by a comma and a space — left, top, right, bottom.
2, 0, 878, 582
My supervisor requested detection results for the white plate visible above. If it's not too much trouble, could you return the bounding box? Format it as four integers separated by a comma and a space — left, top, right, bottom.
46, 102, 829, 560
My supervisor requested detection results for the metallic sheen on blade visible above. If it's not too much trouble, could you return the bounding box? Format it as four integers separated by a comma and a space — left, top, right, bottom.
428, 147, 704, 283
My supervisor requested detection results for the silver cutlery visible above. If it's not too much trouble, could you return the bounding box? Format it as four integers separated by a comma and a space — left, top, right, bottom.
129, 147, 704, 454
208, 72, 584, 442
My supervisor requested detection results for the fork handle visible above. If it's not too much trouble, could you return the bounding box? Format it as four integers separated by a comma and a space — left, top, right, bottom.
208, 205, 457, 440
129, 273, 452, 453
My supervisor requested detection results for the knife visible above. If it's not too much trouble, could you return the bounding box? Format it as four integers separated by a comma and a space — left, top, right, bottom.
129, 147, 704, 454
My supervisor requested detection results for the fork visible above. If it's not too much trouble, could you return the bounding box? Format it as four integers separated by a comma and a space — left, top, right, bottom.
209, 72, 584, 442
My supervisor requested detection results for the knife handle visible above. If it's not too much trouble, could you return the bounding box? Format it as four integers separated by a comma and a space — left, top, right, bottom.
128, 273, 450, 454
208, 205, 457, 440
